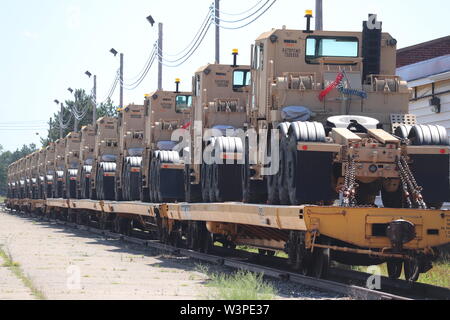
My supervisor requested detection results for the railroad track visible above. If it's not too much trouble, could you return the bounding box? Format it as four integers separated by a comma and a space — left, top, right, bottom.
5, 207, 449, 300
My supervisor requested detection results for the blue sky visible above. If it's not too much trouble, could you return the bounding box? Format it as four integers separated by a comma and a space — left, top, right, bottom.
0, 0, 449, 151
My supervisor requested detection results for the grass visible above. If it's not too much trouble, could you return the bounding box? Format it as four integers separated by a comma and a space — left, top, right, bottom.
0, 245, 47, 300
0, 196, 6, 203
196, 264, 277, 300
352, 260, 450, 288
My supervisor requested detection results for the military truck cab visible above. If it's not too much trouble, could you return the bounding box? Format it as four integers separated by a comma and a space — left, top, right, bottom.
64, 132, 81, 199
185, 51, 251, 203
141, 87, 192, 203
115, 104, 146, 201
90, 117, 119, 201
77, 125, 96, 199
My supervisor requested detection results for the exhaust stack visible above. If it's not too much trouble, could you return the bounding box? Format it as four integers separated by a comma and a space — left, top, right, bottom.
175, 78, 180, 93
232, 49, 239, 67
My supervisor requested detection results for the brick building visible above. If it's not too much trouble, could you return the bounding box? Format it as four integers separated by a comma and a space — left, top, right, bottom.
397, 35, 450, 68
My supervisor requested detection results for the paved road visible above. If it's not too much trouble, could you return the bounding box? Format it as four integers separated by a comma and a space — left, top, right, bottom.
0, 208, 345, 300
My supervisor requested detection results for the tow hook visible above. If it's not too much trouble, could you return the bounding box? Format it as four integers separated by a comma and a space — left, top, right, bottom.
386, 219, 416, 252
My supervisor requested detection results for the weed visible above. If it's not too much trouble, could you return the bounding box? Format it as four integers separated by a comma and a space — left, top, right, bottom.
0, 246, 47, 300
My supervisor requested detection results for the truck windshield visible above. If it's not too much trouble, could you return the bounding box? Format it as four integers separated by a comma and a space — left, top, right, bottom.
306, 36, 359, 64
233, 70, 251, 91
176, 95, 192, 113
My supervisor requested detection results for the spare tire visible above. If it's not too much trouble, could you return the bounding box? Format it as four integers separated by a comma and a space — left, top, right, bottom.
289, 121, 326, 143
395, 125, 412, 139
409, 124, 449, 146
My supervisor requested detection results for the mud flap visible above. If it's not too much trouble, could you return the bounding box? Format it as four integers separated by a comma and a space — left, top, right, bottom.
213, 164, 243, 202
410, 154, 450, 203
160, 169, 185, 201
295, 151, 334, 203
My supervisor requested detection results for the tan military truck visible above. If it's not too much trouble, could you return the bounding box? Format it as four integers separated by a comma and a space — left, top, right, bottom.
238, 13, 449, 210
44, 143, 56, 199
7, 162, 18, 199
63, 132, 81, 199
115, 105, 145, 201
53, 138, 66, 198
19, 157, 28, 199
29, 151, 40, 199
184, 51, 251, 203
77, 125, 96, 199
23, 154, 32, 199
227, 13, 450, 280
37, 148, 47, 199
90, 117, 119, 200
140, 83, 192, 203
17, 159, 24, 199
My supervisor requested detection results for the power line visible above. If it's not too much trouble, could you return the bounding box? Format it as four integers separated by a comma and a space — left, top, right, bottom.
123, 42, 158, 83
212, 0, 277, 30
157, 14, 212, 65
216, 0, 265, 16
119, 44, 158, 90
215, 0, 271, 23
120, 49, 158, 90
164, 9, 213, 58
156, 20, 213, 68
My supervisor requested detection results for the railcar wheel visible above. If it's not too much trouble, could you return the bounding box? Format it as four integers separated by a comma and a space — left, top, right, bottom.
295, 235, 313, 276
187, 221, 199, 250
387, 260, 403, 279
310, 247, 331, 279
113, 216, 132, 236
289, 231, 311, 276
404, 258, 420, 282
99, 213, 109, 230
